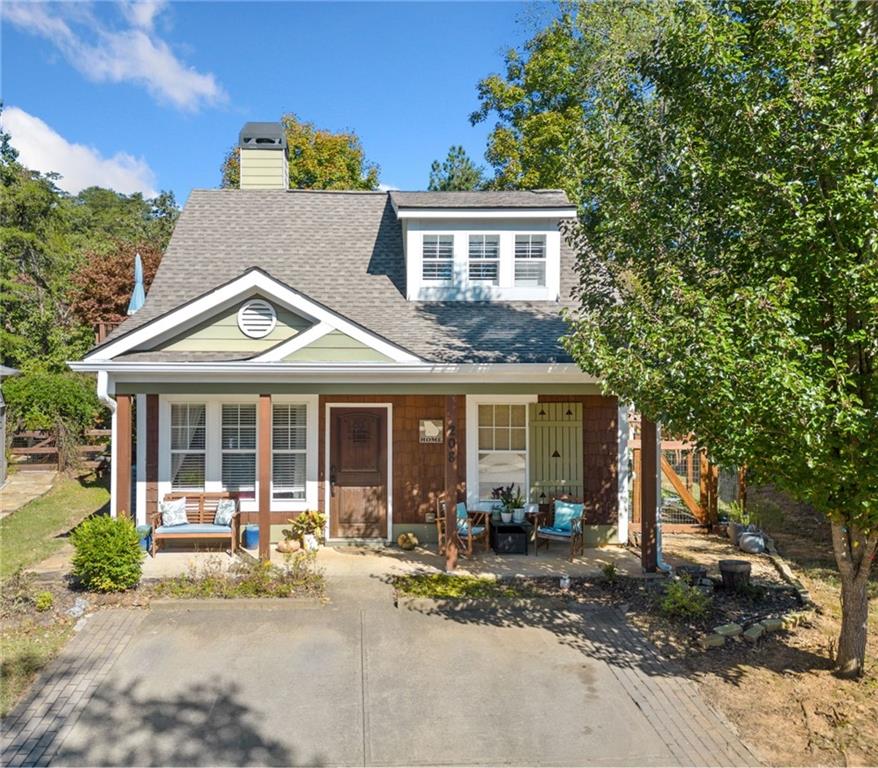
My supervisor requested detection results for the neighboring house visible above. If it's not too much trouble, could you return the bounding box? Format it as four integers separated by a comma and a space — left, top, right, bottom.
70, 122, 630, 557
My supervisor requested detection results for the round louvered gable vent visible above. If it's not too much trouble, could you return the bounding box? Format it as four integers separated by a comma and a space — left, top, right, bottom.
237, 299, 277, 339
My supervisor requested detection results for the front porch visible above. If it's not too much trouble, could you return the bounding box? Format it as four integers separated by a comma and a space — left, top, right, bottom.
112, 386, 631, 570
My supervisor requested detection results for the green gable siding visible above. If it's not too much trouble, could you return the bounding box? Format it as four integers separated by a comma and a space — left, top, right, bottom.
150, 300, 311, 353
529, 402, 584, 503
282, 330, 394, 363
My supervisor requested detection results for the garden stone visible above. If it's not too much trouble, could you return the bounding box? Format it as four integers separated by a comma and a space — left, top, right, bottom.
782, 614, 798, 630
713, 622, 743, 638
700, 633, 726, 649
743, 623, 765, 642
761, 617, 783, 632
66, 596, 89, 618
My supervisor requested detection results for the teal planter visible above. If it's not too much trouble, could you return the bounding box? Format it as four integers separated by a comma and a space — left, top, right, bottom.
136, 525, 152, 552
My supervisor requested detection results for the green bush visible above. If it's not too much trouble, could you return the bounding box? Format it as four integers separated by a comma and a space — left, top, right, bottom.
71, 516, 143, 592
2, 370, 102, 434
34, 591, 53, 612
660, 580, 712, 620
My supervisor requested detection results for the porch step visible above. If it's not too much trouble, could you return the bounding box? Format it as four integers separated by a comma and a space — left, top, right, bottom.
325, 538, 388, 549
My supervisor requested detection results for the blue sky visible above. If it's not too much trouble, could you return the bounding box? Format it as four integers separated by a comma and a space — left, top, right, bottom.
2, 1, 550, 203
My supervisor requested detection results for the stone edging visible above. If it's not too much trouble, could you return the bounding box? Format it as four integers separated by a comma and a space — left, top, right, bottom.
762, 533, 813, 605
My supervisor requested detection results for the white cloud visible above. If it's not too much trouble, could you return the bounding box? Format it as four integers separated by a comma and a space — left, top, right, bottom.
3, 2, 225, 112
2, 106, 158, 197
378, 183, 400, 192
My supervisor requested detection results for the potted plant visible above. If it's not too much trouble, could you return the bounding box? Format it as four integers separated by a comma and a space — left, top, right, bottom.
282, 510, 326, 552
492, 484, 525, 524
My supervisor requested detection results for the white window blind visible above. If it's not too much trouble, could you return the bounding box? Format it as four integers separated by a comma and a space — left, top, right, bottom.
468, 235, 500, 284
514, 234, 547, 287
272, 404, 307, 500
221, 404, 256, 499
422, 234, 454, 281
170, 403, 206, 490
477, 404, 527, 500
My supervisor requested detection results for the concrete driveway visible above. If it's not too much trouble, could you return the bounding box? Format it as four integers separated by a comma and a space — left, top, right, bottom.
2, 578, 755, 767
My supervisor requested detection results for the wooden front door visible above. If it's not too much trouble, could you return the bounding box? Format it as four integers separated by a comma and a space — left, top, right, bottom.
329, 408, 388, 538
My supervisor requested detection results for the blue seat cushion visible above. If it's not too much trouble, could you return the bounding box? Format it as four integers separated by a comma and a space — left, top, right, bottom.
538, 526, 573, 537
155, 524, 232, 535
553, 501, 584, 531
456, 502, 468, 520
459, 525, 485, 536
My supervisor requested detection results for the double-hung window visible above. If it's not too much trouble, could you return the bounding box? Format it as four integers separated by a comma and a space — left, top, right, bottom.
422, 234, 454, 282
477, 404, 527, 500
514, 234, 547, 287
221, 404, 256, 499
170, 403, 206, 491
272, 403, 307, 500
468, 235, 500, 285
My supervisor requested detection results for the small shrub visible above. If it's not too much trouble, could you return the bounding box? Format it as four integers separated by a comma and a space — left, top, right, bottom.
34, 592, 54, 612
71, 515, 143, 592
601, 562, 619, 583
0, 571, 35, 615
282, 511, 327, 544
393, 573, 523, 599
660, 580, 712, 620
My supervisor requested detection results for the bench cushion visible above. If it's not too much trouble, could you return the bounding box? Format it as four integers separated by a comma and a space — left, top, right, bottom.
155, 524, 232, 535
160, 497, 188, 527
553, 501, 583, 531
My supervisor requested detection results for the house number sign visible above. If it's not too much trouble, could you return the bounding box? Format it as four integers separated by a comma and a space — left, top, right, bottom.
419, 419, 444, 444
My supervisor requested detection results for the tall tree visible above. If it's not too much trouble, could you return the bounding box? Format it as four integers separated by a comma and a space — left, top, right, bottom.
221, 113, 380, 190
428, 146, 485, 191
560, 1, 877, 676
471, 3, 661, 196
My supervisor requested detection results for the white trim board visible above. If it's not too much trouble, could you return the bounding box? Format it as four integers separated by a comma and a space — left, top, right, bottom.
323, 403, 393, 542
86, 269, 421, 364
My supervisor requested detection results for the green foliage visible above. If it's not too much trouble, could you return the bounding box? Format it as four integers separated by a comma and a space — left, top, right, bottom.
660, 580, 712, 620
393, 573, 524, 600
71, 516, 143, 592
0, 104, 178, 371
601, 561, 619, 583
152, 552, 324, 599
471, 3, 663, 196
34, 591, 53, 612
282, 510, 326, 542
491, 483, 525, 511
2, 370, 102, 434
428, 146, 485, 191
221, 113, 380, 190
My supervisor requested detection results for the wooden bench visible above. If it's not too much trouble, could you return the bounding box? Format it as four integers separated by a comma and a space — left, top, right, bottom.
150, 491, 241, 556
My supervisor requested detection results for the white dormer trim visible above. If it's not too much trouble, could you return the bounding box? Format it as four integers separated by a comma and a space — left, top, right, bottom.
86, 269, 421, 364
404, 219, 562, 302
395, 208, 576, 220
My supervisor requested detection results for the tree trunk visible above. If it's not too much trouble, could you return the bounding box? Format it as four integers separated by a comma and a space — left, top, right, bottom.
831, 522, 878, 679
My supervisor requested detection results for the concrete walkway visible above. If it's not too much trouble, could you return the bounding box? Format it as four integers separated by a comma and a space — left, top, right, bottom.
0, 471, 56, 519
1, 567, 757, 767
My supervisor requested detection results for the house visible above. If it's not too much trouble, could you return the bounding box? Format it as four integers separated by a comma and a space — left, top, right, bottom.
70, 122, 631, 561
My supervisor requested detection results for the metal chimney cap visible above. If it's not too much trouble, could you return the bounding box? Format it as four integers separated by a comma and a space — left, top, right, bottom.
239, 122, 287, 150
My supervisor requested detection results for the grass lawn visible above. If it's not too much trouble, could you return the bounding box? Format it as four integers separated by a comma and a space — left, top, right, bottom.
0, 475, 109, 581
393, 573, 525, 599
0, 619, 73, 716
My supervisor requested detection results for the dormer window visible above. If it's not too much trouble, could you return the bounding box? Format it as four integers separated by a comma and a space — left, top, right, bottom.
468, 235, 500, 285
421, 234, 454, 281
514, 234, 547, 287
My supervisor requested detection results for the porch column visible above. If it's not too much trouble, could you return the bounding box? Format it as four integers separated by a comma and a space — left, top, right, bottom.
115, 394, 133, 519
444, 395, 459, 571
145, 394, 159, 525
258, 394, 272, 561
640, 416, 658, 573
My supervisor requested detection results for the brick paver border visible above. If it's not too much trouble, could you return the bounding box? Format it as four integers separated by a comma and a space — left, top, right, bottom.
0, 609, 145, 767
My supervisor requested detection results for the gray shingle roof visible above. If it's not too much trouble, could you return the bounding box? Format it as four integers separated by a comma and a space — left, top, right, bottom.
390, 190, 573, 210
96, 189, 579, 364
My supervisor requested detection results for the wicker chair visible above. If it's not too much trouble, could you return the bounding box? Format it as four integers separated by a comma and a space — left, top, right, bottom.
533, 499, 585, 561
436, 496, 490, 558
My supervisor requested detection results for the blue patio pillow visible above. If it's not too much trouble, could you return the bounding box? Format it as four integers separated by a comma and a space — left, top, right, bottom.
214, 498, 236, 527
160, 497, 188, 527
455, 502, 472, 532
553, 501, 584, 531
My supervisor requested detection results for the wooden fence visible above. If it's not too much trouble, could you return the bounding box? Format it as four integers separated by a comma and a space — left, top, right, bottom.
9, 429, 111, 472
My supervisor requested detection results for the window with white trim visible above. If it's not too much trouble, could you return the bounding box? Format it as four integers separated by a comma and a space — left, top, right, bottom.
422, 234, 454, 281
221, 404, 256, 499
514, 234, 547, 287
477, 404, 527, 500
468, 234, 500, 284
272, 403, 307, 500
170, 403, 206, 490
